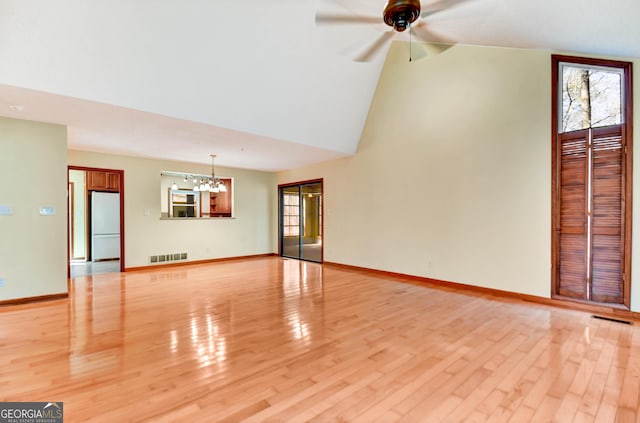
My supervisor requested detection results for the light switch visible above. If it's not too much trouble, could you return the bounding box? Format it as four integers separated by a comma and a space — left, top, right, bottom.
39, 207, 56, 216
0, 205, 13, 216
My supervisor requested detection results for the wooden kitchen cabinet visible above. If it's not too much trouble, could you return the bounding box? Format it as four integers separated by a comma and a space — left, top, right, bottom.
87, 171, 120, 192
209, 178, 232, 217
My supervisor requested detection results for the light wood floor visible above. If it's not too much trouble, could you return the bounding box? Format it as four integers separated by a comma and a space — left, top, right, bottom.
1, 257, 639, 422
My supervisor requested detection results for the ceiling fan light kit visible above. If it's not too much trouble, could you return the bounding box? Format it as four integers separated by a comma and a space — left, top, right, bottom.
383, 0, 421, 32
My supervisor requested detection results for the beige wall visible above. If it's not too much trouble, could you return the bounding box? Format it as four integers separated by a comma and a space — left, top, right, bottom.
68, 150, 278, 268
279, 42, 640, 312
0, 117, 68, 300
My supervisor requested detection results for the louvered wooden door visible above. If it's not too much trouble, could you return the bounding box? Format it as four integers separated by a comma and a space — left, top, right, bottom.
555, 125, 626, 305
557, 129, 588, 299
591, 126, 625, 303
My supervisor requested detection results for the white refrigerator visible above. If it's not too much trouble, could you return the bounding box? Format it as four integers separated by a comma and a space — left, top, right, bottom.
91, 192, 121, 261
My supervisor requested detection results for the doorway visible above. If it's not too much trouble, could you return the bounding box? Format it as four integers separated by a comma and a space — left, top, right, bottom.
551, 55, 632, 308
279, 180, 323, 263
68, 166, 125, 277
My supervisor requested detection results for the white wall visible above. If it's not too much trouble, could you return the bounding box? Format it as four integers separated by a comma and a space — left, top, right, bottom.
279, 42, 640, 312
0, 2, 377, 156
0, 117, 68, 301
68, 150, 278, 268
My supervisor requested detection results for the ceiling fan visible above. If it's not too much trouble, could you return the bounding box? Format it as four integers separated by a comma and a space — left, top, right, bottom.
316, 0, 473, 62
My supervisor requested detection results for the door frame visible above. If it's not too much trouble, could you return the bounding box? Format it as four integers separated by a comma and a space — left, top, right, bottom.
278, 179, 324, 263
68, 182, 75, 260
550, 54, 633, 309
67, 166, 125, 279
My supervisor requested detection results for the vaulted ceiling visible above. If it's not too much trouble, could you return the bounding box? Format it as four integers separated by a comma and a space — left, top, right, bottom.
0, 0, 639, 171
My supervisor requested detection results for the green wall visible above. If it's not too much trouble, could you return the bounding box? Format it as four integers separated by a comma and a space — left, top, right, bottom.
68, 150, 278, 268
0, 117, 68, 300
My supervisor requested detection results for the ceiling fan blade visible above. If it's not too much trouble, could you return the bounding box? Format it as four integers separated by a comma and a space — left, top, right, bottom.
420, 0, 476, 18
315, 13, 381, 25
411, 22, 454, 53
354, 31, 395, 62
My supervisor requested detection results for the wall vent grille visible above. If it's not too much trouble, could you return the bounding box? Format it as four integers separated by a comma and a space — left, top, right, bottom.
149, 252, 188, 264
591, 315, 632, 325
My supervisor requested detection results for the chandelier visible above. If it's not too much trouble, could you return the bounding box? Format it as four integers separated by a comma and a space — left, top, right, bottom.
193, 154, 227, 193
165, 155, 227, 192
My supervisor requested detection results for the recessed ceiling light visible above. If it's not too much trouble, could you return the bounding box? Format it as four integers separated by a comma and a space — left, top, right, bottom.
8, 105, 24, 112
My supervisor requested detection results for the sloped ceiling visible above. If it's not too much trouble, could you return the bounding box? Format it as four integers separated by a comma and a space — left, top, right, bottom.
0, 0, 639, 171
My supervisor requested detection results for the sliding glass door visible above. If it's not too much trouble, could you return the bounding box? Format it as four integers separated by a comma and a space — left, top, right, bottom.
281, 185, 302, 259
279, 180, 323, 262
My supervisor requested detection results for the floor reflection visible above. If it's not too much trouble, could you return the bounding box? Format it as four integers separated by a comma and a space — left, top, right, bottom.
65, 258, 326, 396
70, 259, 120, 277
280, 259, 324, 346
4, 257, 640, 421
69, 273, 126, 377
190, 315, 227, 370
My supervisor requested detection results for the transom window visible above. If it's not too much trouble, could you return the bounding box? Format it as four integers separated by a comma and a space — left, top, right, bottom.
559, 62, 624, 133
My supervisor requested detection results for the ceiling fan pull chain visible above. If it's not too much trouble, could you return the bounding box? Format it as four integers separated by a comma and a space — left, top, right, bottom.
409, 24, 413, 62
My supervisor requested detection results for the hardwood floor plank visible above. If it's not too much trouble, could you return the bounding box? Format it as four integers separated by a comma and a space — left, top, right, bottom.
552, 392, 582, 422
397, 320, 527, 421
475, 388, 507, 417
486, 404, 513, 423
508, 404, 535, 422
0, 257, 638, 421
529, 395, 562, 422
572, 410, 596, 423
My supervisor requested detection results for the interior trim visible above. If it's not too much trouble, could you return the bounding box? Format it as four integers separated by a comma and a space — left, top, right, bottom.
0, 293, 69, 308
125, 253, 278, 272
324, 261, 640, 323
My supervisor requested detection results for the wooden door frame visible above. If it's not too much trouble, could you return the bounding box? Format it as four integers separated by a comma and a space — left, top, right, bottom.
68, 182, 75, 260
278, 178, 324, 263
67, 166, 125, 280
550, 54, 633, 309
